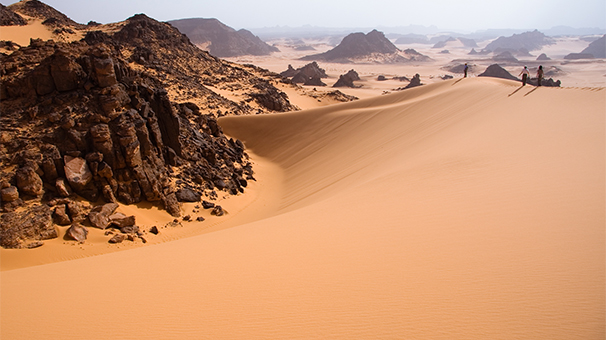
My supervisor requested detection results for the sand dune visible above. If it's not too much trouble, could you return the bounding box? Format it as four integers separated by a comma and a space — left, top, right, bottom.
2, 78, 604, 339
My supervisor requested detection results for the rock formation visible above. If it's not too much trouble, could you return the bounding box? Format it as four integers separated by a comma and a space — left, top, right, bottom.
0, 4, 27, 26
478, 64, 519, 81
581, 35, 605, 58
168, 18, 279, 58
333, 70, 360, 88
483, 30, 554, 53
301, 30, 429, 64
565, 35, 605, 59
0, 4, 298, 249
281, 62, 328, 85
536, 53, 551, 61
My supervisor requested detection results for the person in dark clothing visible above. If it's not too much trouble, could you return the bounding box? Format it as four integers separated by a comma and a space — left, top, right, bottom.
463, 63, 468, 78
519, 66, 530, 86
536, 65, 544, 86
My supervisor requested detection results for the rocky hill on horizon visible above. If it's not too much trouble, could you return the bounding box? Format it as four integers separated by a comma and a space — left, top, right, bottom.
301, 29, 430, 63
483, 30, 555, 54
0, 1, 299, 249
168, 18, 279, 58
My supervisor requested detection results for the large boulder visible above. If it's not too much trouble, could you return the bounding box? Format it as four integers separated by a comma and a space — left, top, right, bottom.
88, 203, 119, 229
64, 156, 93, 191
16, 166, 44, 196
66, 223, 88, 242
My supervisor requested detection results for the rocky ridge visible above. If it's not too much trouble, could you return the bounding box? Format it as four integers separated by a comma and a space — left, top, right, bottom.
0, 4, 298, 249
301, 29, 430, 64
168, 18, 279, 58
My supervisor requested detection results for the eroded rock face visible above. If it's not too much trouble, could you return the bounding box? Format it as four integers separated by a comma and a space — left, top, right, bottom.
0, 13, 272, 248
0, 205, 57, 248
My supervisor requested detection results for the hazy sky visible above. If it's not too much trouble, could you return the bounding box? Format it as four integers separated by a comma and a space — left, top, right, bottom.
2, 0, 605, 32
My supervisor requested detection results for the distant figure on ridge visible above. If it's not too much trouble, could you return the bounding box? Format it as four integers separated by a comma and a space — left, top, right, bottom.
463, 63, 468, 78
536, 65, 544, 86
519, 66, 530, 86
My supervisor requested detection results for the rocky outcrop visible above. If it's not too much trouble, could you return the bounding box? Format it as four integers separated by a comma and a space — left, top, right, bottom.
493, 51, 519, 63
403, 74, 422, 89
282, 62, 328, 84
484, 30, 554, 52
580, 35, 605, 58
333, 70, 360, 88
168, 18, 279, 58
301, 30, 427, 64
0, 205, 57, 248
0, 4, 27, 26
478, 64, 519, 81
0, 19, 260, 248
7, 0, 85, 28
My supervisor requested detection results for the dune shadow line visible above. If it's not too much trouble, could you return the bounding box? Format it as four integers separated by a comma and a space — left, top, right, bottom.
508, 86, 524, 97
452, 78, 464, 86
524, 87, 539, 96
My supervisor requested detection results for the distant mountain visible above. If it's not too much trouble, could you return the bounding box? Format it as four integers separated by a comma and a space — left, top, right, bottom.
432, 37, 477, 49
7, 0, 84, 28
301, 29, 429, 63
168, 18, 279, 58
484, 30, 554, 52
580, 35, 605, 58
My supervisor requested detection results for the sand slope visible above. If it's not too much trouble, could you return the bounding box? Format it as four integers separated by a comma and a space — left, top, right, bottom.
2, 78, 604, 339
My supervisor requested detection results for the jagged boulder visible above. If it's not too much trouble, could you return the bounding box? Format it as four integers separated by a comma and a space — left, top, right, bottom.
88, 203, 119, 229
64, 156, 93, 191
66, 223, 88, 242
16, 165, 44, 196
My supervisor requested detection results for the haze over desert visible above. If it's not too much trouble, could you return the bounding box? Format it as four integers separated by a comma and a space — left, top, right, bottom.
1, 0, 604, 339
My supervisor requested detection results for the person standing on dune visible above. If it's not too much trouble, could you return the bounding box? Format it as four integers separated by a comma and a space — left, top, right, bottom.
519, 66, 530, 86
536, 65, 544, 86
464, 63, 468, 78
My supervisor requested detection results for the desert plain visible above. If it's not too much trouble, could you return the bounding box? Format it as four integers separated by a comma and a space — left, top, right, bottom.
1, 4, 605, 340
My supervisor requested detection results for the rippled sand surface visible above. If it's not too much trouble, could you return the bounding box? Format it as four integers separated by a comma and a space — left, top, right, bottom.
2, 78, 604, 339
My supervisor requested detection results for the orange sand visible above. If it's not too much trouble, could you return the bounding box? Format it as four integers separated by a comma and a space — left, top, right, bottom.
2, 78, 604, 339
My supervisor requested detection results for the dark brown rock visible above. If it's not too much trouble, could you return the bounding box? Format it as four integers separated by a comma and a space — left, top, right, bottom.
66, 223, 88, 242
16, 166, 44, 196
149, 226, 159, 234
162, 192, 181, 217
1, 186, 19, 202
120, 225, 139, 234
63, 156, 92, 191
108, 233, 125, 243
53, 204, 72, 225
55, 177, 72, 197
109, 212, 136, 229
66, 200, 88, 223
176, 188, 201, 202
0, 205, 57, 248
202, 200, 215, 209
88, 203, 119, 229
211, 205, 225, 216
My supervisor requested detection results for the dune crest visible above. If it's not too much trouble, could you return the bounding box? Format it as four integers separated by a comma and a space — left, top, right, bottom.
3, 77, 602, 339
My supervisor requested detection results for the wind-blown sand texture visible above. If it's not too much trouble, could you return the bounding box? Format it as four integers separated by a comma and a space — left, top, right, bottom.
2, 77, 604, 339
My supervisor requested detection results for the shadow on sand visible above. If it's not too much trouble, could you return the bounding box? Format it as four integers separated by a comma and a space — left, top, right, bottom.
524, 87, 539, 96
452, 78, 465, 86
508, 85, 525, 97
